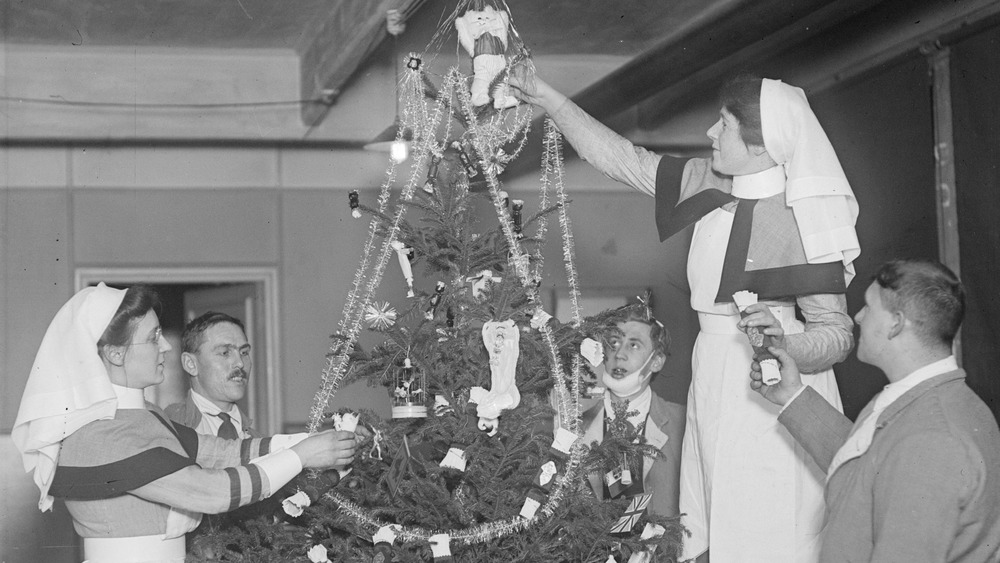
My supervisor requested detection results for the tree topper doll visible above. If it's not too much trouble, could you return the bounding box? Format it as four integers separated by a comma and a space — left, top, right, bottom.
455, 4, 518, 109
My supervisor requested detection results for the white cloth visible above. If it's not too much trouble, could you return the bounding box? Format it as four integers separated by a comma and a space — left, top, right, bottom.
679, 208, 838, 562
761, 78, 860, 284
12, 283, 126, 511
189, 390, 248, 438
827, 356, 958, 480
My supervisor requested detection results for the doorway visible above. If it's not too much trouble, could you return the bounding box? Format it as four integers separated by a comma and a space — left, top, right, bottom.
75, 267, 281, 435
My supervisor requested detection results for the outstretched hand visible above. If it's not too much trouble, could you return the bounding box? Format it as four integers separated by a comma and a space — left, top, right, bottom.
506, 68, 564, 112
750, 346, 805, 407
291, 430, 357, 470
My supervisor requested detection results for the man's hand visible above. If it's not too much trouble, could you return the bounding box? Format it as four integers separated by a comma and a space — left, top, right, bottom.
750, 346, 805, 407
291, 430, 357, 470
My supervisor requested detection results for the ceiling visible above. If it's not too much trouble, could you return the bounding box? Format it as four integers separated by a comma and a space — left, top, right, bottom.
4, 0, 1000, 154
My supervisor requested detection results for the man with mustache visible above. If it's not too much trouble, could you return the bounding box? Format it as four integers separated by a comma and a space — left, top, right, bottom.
167, 312, 257, 439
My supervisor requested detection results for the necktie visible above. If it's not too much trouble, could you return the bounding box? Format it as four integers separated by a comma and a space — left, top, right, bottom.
216, 412, 240, 440
827, 392, 885, 480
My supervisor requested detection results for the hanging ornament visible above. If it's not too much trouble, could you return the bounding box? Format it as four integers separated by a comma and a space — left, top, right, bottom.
466, 269, 500, 299
530, 308, 553, 330
364, 302, 398, 330
454, 4, 518, 109
625, 523, 667, 563
392, 358, 427, 419
610, 494, 652, 535
439, 446, 467, 472
425, 280, 446, 320
406, 53, 422, 71
423, 155, 440, 194
498, 190, 510, 208
349, 190, 361, 219
468, 320, 521, 436
484, 149, 509, 176
372, 525, 400, 563
429, 533, 453, 562
307, 544, 332, 563
390, 240, 416, 298
450, 140, 479, 178
281, 490, 312, 518
580, 337, 605, 367
368, 427, 384, 460
509, 199, 524, 238
433, 394, 455, 417
518, 488, 547, 520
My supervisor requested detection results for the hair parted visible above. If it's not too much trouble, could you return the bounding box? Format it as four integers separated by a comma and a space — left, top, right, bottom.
182, 311, 247, 354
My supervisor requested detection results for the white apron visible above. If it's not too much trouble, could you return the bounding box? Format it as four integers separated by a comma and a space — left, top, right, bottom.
678, 207, 842, 562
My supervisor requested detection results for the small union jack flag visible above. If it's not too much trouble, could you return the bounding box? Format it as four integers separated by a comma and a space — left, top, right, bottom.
610, 494, 651, 534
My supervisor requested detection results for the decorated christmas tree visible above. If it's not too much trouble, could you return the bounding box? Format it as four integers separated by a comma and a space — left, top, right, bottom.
189, 2, 685, 561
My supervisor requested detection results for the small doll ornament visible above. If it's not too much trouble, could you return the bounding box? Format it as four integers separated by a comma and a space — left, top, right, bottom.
391, 240, 415, 298
349, 190, 361, 219
468, 319, 521, 435
511, 199, 524, 238
454, 4, 518, 109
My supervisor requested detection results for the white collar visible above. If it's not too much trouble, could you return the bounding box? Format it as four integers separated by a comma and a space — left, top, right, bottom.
112, 384, 146, 409
731, 165, 785, 200
191, 389, 239, 419
875, 355, 958, 412
604, 386, 652, 430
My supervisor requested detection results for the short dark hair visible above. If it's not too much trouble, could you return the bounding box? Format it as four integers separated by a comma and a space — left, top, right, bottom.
97, 285, 160, 359
718, 73, 765, 147
618, 308, 671, 358
182, 312, 246, 354
874, 259, 965, 346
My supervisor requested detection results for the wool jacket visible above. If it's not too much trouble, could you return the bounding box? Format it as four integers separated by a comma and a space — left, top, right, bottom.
780, 369, 1000, 562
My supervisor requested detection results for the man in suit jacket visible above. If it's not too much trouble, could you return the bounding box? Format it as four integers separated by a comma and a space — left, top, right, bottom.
581, 308, 686, 517
745, 259, 1000, 562
166, 312, 258, 438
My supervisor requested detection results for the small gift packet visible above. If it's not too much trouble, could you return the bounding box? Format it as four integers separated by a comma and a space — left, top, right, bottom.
733, 291, 781, 385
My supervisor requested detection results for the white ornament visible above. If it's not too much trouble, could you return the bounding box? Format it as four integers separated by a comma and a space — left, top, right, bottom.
307, 544, 331, 563
282, 490, 311, 518
530, 308, 552, 330
429, 533, 452, 559
391, 240, 415, 298
472, 320, 521, 434
580, 337, 605, 367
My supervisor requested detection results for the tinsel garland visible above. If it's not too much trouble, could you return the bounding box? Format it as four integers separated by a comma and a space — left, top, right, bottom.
308, 55, 596, 547
307, 70, 458, 432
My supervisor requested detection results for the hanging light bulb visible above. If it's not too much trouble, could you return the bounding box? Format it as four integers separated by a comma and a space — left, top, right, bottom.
364, 10, 412, 163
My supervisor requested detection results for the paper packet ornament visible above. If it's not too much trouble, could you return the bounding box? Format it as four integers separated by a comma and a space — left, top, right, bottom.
625, 523, 667, 563
308, 544, 331, 563
429, 533, 453, 561
519, 488, 547, 519
733, 291, 781, 385
331, 412, 360, 479
372, 525, 400, 563
281, 490, 311, 518
391, 241, 415, 298
454, 5, 518, 109
580, 337, 605, 367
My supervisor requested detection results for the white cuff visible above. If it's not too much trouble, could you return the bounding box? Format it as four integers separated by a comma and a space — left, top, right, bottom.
778, 385, 809, 414
269, 432, 309, 452
252, 448, 303, 495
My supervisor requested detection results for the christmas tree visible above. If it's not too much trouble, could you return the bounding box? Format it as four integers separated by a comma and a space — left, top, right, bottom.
189, 2, 685, 561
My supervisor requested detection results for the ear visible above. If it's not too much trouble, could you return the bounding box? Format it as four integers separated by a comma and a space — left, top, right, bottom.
181, 352, 198, 376
103, 344, 126, 366
887, 311, 905, 340
650, 352, 666, 374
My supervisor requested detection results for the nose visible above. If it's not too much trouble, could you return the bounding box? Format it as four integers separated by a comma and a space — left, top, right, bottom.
707, 118, 721, 141
854, 308, 865, 326
159, 335, 172, 353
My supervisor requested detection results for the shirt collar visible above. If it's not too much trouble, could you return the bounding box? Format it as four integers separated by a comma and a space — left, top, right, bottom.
731, 165, 785, 199
875, 355, 958, 412
112, 384, 147, 409
604, 386, 652, 430
191, 389, 239, 420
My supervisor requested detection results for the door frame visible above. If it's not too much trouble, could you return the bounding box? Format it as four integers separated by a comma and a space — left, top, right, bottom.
75, 267, 282, 434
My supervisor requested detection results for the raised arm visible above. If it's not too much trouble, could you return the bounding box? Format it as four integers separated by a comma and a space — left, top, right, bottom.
510, 74, 660, 196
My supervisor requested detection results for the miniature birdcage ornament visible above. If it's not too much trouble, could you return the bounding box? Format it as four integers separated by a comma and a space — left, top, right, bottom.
391, 358, 428, 419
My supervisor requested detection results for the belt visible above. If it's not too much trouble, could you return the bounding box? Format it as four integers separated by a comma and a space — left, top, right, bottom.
698, 303, 796, 335
83, 534, 185, 563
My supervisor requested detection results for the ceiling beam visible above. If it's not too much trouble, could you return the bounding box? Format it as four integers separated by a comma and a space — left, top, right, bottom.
299, 0, 427, 127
